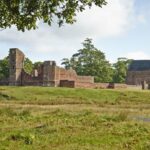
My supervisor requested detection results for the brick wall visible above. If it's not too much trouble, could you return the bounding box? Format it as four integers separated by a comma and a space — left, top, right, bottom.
94, 83, 110, 89
60, 80, 75, 88
76, 76, 94, 83
0, 48, 128, 89
105, 83, 127, 89
0, 78, 9, 85
59, 80, 127, 89
59, 68, 77, 81
126, 71, 150, 85
75, 82, 94, 88
22, 70, 43, 86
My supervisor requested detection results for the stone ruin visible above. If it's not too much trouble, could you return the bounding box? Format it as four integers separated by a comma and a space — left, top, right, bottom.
0, 48, 127, 89
126, 60, 150, 89
0, 48, 94, 87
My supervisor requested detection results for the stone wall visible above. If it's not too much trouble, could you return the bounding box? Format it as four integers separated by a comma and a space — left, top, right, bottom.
75, 82, 94, 88
126, 71, 150, 85
59, 68, 77, 81
59, 80, 127, 89
0, 78, 9, 85
5, 48, 94, 87
60, 80, 75, 88
108, 83, 127, 89
43, 61, 56, 86
76, 76, 94, 83
21, 71, 43, 86
94, 83, 110, 89
0, 48, 127, 89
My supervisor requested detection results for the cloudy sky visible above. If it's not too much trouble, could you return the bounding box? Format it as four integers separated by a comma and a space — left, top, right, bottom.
0, 0, 150, 65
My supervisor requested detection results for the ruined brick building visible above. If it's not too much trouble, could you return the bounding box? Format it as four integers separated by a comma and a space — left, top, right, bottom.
126, 60, 150, 85
0, 48, 127, 88
0, 48, 94, 87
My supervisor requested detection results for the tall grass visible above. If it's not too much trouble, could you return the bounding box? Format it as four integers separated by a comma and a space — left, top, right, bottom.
0, 86, 150, 105
0, 107, 149, 150
0, 87, 150, 149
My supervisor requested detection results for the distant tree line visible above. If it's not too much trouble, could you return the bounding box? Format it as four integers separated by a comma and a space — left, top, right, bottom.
61, 38, 132, 83
0, 38, 132, 83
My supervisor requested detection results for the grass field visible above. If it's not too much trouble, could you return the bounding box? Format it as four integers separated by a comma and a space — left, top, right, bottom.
0, 86, 150, 150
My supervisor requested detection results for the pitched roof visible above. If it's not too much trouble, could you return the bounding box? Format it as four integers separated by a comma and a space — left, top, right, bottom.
128, 60, 150, 71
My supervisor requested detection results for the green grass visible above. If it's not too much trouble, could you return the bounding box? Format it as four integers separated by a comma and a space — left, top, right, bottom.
0, 86, 150, 150
1, 86, 150, 105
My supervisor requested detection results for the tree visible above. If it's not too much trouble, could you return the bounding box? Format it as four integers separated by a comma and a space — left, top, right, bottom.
61, 58, 71, 70
0, 57, 9, 79
33, 61, 43, 69
113, 58, 132, 83
0, 0, 107, 31
0, 56, 34, 77
24, 57, 33, 74
62, 38, 113, 82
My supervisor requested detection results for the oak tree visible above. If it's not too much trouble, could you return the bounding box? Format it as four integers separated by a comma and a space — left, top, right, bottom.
0, 57, 9, 79
62, 38, 113, 82
0, 0, 107, 31
113, 58, 132, 83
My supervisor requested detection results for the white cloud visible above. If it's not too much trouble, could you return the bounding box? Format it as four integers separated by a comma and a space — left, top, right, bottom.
137, 14, 146, 24
126, 51, 150, 60
0, 0, 136, 63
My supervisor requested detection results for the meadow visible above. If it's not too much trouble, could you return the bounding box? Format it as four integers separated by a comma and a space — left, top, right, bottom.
0, 86, 150, 150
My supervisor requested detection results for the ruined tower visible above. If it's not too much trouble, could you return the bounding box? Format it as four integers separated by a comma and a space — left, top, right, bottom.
43, 61, 60, 86
9, 48, 25, 85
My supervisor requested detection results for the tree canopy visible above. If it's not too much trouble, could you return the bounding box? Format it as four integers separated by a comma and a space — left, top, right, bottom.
0, 57, 9, 79
0, 56, 34, 79
0, 0, 107, 31
62, 38, 113, 82
24, 57, 33, 74
33, 61, 43, 69
0, 41, 131, 84
113, 58, 132, 83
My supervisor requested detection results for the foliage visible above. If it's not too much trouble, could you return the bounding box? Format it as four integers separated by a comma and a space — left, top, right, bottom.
33, 61, 43, 69
61, 58, 71, 70
0, 0, 107, 31
0, 57, 9, 79
0, 56, 33, 78
113, 58, 132, 83
24, 57, 33, 74
62, 38, 113, 82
